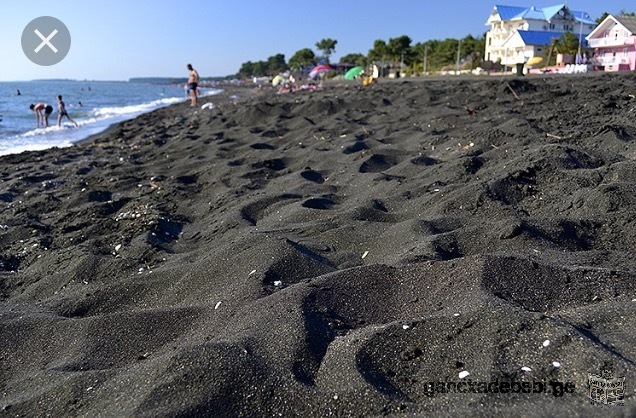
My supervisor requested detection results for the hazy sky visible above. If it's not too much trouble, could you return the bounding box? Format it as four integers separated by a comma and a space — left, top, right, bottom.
0, 0, 632, 81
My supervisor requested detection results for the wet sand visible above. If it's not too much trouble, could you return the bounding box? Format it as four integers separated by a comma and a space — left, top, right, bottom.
1, 73, 635, 416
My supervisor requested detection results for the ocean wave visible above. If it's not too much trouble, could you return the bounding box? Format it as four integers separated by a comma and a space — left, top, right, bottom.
18, 124, 68, 138
91, 97, 184, 118
0, 91, 221, 156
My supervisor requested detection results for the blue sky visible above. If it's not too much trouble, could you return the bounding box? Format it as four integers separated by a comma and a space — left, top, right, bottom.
0, 0, 633, 81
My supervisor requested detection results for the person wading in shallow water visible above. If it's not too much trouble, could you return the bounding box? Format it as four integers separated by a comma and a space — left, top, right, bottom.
57, 95, 78, 127
29, 103, 53, 127
187, 63, 199, 107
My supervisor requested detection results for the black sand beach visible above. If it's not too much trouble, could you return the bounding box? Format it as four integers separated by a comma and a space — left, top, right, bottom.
1, 74, 635, 416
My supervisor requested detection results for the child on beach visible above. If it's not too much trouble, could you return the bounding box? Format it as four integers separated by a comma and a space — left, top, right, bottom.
57, 95, 78, 127
29, 103, 53, 127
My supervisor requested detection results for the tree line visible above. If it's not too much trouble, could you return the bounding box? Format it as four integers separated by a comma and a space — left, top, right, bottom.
237, 35, 487, 79
236, 10, 634, 79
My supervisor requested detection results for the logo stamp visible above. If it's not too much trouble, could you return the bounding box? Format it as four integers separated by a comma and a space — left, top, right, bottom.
22, 16, 71, 66
588, 364, 625, 406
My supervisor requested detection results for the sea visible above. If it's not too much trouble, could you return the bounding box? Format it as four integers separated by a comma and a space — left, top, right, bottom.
0, 80, 219, 156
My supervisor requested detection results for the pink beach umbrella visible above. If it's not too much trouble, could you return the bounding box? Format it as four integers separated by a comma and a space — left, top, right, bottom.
309, 64, 333, 79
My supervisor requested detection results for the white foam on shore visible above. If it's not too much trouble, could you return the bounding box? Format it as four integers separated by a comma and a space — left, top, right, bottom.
92, 97, 183, 118
0, 90, 221, 156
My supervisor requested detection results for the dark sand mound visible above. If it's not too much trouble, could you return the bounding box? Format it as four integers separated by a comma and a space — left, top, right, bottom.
1, 74, 635, 416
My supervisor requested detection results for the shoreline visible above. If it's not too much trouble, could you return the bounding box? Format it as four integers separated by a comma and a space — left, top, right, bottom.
28, 87, 246, 153
0, 84, 222, 158
1, 73, 635, 416
0, 72, 620, 157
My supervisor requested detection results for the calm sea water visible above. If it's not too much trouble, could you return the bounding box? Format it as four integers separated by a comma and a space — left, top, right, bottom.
0, 80, 219, 156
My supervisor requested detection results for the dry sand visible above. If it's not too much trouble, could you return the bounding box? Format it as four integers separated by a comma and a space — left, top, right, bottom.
1, 73, 635, 416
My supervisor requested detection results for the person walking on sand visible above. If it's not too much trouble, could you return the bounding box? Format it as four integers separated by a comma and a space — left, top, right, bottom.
29, 103, 53, 127
186, 63, 199, 107
57, 95, 78, 127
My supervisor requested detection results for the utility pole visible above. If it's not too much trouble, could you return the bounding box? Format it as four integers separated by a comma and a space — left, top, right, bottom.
381, 55, 385, 78
577, 19, 583, 62
423, 44, 428, 76
401, 50, 404, 77
504, 47, 508, 74
456, 39, 461, 74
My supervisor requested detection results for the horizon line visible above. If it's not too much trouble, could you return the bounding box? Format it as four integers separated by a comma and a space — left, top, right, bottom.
1, 75, 233, 83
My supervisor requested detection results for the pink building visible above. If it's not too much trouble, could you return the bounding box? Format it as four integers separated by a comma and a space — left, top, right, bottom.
586, 15, 636, 71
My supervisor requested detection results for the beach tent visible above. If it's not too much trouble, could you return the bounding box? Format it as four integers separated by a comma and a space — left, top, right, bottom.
272, 75, 284, 86
344, 66, 364, 80
309, 64, 333, 79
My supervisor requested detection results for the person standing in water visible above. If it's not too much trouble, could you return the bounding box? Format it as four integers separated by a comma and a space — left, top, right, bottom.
186, 63, 199, 107
57, 95, 78, 127
29, 103, 53, 127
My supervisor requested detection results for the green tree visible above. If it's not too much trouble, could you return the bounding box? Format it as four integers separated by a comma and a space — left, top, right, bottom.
460, 34, 486, 69
236, 54, 289, 78
315, 38, 337, 63
410, 36, 484, 73
267, 54, 288, 75
387, 35, 412, 67
368, 39, 388, 63
238, 61, 255, 78
413, 40, 441, 71
556, 32, 580, 55
596, 11, 635, 24
428, 38, 460, 70
340, 53, 366, 66
595, 12, 609, 24
289, 48, 316, 70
